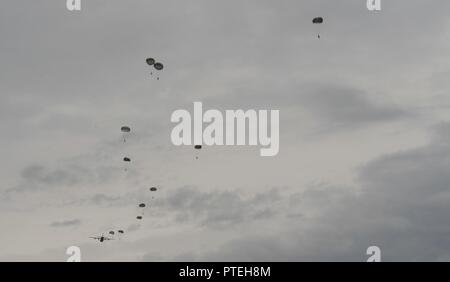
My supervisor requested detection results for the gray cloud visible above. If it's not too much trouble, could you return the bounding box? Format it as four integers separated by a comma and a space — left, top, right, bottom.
50, 219, 81, 228
0, 164, 94, 206
20, 164, 91, 188
90, 194, 122, 206
158, 124, 450, 261
5, 162, 121, 195
157, 186, 282, 229
301, 85, 411, 128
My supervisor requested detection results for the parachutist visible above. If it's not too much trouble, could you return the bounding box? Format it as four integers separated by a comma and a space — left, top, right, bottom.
121, 126, 131, 142
194, 145, 202, 159
313, 17, 323, 39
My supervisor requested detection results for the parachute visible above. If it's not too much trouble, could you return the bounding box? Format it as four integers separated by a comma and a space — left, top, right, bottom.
149, 187, 158, 199
116, 229, 124, 240
194, 145, 202, 159
136, 216, 143, 220
121, 126, 131, 133
312, 17, 324, 39
146, 58, 164, 79
154, 63, 164, 80
312, 17, 323, 24
121, 126, 131, 143
123, 157, 131, 172
137, 203, 147, 217
146, 58, 155, 66
154, 62, 164, 71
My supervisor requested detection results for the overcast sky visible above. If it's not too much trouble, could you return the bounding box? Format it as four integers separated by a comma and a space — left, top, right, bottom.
1, 0, 450, 261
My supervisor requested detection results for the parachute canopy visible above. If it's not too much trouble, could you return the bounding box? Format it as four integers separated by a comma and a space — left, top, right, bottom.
136, 216, 143, 220
194, 145, 202, 150
118, 230, 124, 234
149, 187, 157, 192
146, 58, 155, 66
139, 203, 146, 208
312, 17, 323, 24
154, 62, 164, 71
121, 126, 131, 133
123, 157, 131, 162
